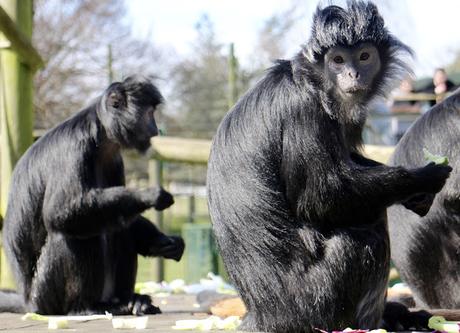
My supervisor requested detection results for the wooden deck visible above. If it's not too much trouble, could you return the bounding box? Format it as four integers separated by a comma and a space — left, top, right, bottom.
0, 295, 255, 332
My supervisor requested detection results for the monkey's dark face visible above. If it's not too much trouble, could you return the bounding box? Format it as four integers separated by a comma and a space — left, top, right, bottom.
99, 77, 163, 153
132, 104, 160, 152
324, 43, 381, 101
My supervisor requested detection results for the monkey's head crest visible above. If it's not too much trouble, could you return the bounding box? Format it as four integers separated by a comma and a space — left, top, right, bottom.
305, 0, 413, 98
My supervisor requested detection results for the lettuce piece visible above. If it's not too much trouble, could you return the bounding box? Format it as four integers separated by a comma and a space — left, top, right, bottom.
112, 316, 149, 329
423, 148, 449, 165
428, 316, 460, 333
48, 318, 69, 329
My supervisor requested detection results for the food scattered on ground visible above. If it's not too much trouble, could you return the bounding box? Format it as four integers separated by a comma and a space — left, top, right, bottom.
112, 316, 149, 330
172, 315, 241, 331
316, 328, 387, 333
428, 316, 460, 333
210, 297, 246, 318
387, 283, 412, 298
48, 318, 69, 329
135, 273, 236, 296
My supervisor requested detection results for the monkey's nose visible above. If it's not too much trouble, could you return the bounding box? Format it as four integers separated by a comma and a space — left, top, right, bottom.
348, 70, 360, 79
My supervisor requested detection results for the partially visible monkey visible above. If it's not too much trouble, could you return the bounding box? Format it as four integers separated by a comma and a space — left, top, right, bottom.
207, 1, 451, 332
1, 76, 185, 315
388, 90, 460, 309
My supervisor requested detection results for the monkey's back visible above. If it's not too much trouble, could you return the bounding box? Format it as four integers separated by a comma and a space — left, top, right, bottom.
2, 107, 100, 292
388, 91, 460, 308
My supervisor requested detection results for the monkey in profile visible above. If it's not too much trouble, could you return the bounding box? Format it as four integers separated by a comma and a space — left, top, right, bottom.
2, 76, 185, 315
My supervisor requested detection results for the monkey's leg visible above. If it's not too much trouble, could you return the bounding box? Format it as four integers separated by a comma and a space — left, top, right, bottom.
29, 236, 105, 315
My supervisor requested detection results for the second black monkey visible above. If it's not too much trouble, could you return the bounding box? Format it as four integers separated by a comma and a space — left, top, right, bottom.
2, 76, 184, 315
207, 2, 451, 332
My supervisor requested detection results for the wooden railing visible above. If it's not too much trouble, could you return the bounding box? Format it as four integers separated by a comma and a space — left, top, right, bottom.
150, 136, 394, 165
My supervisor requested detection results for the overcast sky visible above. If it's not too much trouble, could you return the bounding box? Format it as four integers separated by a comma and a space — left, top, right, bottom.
127, 0, 460, 77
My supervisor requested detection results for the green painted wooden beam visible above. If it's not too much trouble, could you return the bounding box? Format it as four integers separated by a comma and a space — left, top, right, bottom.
0, 0, 36, 289
0, 4, 43, 71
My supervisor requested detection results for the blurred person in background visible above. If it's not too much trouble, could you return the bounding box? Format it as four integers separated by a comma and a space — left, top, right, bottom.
420, 68, 457, 106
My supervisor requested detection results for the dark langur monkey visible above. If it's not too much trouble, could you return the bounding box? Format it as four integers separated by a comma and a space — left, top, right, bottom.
387, 90, 460, 310
207, 1, 451, 333
1, 76, 185, 315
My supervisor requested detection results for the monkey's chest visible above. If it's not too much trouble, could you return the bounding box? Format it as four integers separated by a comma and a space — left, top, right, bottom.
94, 161, 124, 188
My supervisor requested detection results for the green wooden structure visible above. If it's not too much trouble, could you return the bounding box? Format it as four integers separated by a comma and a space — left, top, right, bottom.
0, 0, 43, 288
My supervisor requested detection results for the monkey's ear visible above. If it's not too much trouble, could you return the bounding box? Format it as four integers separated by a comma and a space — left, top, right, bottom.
105, 84, 127, 110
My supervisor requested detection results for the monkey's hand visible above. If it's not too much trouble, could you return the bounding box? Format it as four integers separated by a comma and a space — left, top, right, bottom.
401, 193, 435, 217
413, 162, 452, 194
148, 235, 185, 261
403, 163, 452, 216
140, 187, 174, 211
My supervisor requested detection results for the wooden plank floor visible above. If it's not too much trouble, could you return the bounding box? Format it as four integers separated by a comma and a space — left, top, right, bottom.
0, 295, 256, 332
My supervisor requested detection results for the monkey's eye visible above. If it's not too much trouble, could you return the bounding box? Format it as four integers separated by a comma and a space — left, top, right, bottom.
333, 56, 344, 64
360, 52, 370, 61
147, 106, 155, 117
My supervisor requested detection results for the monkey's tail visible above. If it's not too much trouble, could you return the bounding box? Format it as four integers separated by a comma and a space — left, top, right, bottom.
0, 290, 25, 313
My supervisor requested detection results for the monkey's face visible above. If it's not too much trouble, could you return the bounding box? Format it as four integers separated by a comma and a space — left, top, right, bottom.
324, 43, 381, 101
100, 78, 163, 154
131, 104, 160, 153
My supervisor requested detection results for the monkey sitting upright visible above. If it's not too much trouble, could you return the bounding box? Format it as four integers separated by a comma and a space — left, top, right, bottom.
2, 76, 185, 315
207, 2, 451, 332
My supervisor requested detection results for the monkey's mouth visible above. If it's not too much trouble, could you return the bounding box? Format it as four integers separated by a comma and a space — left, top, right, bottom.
342, 86, 370, 99
344, 86, 369, 94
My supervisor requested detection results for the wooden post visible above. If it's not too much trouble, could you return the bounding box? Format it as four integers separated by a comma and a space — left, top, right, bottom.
148, 159, 164, 282
188, 194, 195, 224
227, 43, 238, 109
107, 43, 113, 84
0, 0, 35, 289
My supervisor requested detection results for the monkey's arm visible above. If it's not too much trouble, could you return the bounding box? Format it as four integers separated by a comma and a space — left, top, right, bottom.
351, 152, 440, 215
130, 216, 184, 261
350, 152, 383, 167
42, 179, 173, 238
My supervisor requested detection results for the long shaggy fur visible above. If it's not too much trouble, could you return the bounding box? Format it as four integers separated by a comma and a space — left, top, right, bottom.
1, 76, 182, 315
388, 90, 460, 309
207, 2, 445, 333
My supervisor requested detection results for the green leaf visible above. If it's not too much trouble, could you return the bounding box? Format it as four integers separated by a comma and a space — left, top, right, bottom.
423, 148, 449, 165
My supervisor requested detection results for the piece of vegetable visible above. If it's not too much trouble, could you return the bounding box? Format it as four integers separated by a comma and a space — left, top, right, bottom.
112, 316, 149, 329
48, 318, 69, 329
21, 313, 49, 322
318, 328, 387, 333
423, 148, 449, 165
22, 311, 113, 330
172, 316, 241, 331
22, 312, 113, 322
428, 316, 460, 333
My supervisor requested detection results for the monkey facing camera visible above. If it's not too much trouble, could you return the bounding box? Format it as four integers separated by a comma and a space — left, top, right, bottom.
207, 1, 451, 333
1, 76, 185, 315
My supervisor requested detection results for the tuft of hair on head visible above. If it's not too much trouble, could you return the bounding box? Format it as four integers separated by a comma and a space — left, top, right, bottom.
120, 75, 164, 108
304, 0, 414, 98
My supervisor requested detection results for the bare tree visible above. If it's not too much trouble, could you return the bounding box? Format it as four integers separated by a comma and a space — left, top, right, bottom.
33, 0, 164, 128
167, 15, 229, 139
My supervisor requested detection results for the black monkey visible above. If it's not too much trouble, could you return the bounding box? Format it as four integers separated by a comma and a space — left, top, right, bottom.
1, 76, 185, 315
207, 2, 451, 332
387, 90, 460, 309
